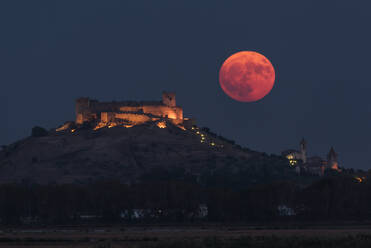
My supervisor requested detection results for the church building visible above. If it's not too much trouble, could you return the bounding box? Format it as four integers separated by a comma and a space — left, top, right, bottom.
281, 139, 340, 176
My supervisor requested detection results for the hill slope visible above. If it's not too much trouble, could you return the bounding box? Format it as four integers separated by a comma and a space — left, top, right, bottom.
0, 122, 295, 185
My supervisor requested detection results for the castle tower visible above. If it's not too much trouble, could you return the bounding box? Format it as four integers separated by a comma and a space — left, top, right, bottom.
327, 147, 339, 170
75, 97, 90, 124
300, 138, 307, 163
162, 92, 176, 107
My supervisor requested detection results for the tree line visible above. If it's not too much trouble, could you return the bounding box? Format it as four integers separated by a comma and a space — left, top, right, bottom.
0, 173, 370, 225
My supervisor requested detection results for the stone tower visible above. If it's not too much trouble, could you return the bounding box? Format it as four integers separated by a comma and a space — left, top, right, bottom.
327, 147, 339, 170
75, 97, 90, 124
162, 92, 176, 107
300, 138, 307, 163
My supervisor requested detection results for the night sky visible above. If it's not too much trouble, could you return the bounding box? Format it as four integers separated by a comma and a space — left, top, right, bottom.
1, 1, 371, 169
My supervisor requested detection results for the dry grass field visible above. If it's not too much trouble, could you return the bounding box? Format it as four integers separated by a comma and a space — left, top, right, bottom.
1, 226, 371, 248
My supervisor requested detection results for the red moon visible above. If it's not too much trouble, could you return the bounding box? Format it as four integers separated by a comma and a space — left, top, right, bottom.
219, 51, 275, 102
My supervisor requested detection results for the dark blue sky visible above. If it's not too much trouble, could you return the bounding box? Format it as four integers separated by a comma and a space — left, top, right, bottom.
1, 0, 371, 169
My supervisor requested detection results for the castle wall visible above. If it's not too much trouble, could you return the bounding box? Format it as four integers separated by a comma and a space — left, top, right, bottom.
76, 113, 84, 124
142, 106, 183, 120
115, 113, 151, 124
119, 106, 144, 113
101, 112, 116, 123
118, 105, 183, 122
76, 93, 184, 125
89, 101, 122, 113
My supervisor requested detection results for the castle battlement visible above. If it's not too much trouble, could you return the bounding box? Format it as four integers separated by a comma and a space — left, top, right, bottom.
75, 92, 185, 126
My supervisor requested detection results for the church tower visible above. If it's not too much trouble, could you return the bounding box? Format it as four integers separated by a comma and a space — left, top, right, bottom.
300, 138, 307, 163
327, 147, 339, 170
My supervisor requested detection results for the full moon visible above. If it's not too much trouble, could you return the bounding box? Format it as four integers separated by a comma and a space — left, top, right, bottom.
219, 51, 275, 102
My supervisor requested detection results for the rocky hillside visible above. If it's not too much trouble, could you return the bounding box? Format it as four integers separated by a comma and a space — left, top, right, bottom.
0, 121, 295, 185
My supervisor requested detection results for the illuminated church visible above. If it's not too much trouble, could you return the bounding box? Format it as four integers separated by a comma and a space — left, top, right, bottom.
281, 138, 340, 176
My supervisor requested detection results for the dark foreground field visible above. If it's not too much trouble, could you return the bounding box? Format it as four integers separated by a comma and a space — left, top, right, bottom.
1, 226, 371, 248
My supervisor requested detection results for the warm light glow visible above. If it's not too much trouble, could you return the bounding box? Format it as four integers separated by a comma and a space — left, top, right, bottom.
286, 155, 294, 160
71, 129, 76, 133
177, 125, 186, 130
93, 122, 124, 130
93, 122, 106, 130
108, 123, 118, 128
157, 121, 167, 128
354, 176, 365, 183
289, 159, 297, 166
56, 122, 74, 132
56, 126, 67, 132
168, 112, 177, 119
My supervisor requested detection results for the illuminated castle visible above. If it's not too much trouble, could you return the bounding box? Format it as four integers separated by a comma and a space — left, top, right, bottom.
282, 139, 340, 176
75, 92, 192, 129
